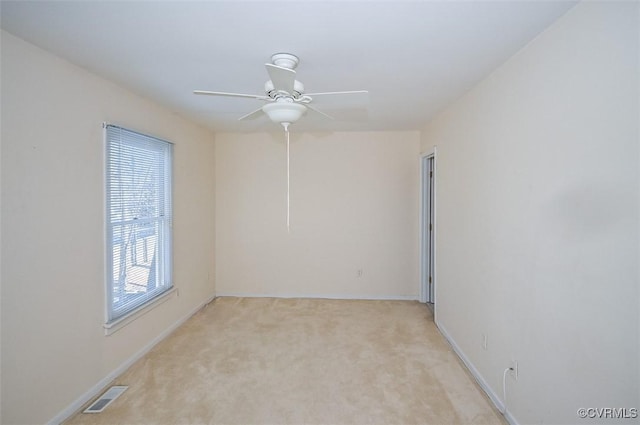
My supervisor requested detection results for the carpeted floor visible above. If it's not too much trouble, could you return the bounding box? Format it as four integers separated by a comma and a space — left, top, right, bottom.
65, 297, 506, 425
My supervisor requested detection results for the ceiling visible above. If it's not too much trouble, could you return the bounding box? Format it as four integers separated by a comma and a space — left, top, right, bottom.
1, 1, 577, 133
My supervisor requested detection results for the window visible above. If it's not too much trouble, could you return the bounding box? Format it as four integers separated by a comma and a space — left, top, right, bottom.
105, 124, 173, 324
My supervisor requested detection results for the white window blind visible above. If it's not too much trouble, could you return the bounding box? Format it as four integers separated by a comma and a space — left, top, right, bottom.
105, 124, 173, 323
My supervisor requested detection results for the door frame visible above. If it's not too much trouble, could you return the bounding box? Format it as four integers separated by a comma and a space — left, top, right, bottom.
420, 148, 437, 305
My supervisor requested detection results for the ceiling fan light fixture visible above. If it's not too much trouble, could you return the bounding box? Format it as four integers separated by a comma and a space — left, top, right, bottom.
262, 102, 307, 125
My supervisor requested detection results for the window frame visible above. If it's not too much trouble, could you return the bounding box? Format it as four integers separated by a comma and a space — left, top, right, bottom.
104, 124, 174, 331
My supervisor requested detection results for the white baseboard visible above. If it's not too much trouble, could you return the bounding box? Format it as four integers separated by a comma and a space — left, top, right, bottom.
47, 293, 217, 425
215, 292, 419, 301
435, 320, 519, 425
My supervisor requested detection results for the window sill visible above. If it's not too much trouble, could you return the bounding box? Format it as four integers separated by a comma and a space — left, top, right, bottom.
103, 287, 178, 336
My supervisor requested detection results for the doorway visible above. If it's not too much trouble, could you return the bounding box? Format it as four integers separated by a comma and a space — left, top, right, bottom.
421, 151, 436, 306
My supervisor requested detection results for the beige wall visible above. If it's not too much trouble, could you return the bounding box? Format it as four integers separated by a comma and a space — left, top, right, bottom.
421, 2, 639, 423
1, 31, 216, 424
215, 131, 420, 299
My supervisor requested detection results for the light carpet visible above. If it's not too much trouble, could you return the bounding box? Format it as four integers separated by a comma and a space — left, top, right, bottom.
65, 297, 505, 425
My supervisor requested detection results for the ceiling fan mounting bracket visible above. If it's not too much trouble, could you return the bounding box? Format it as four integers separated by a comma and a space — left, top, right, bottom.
271, 53, 299, 70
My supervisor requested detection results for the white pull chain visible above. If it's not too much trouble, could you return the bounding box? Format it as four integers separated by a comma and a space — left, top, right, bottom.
286, 127, 290, 232
283, 122, 291, 233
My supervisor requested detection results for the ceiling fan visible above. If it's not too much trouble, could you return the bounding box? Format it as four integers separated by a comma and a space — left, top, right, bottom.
193, 53, 368, 131
194, 53, 368, 232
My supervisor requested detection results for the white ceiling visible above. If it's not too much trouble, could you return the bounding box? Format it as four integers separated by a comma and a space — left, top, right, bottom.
1, 1, 577, 133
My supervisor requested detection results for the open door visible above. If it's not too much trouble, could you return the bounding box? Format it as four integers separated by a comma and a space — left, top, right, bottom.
421, 152, 435, 305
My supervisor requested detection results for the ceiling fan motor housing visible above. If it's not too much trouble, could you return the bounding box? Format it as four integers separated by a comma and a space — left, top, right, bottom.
265, 80, 305, 98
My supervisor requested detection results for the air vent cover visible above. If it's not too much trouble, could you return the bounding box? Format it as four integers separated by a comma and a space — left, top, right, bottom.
83, 385, 128, 413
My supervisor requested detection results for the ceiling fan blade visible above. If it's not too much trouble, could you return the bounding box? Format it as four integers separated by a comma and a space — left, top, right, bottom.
306, 90, 369, 108
304, 90, 369, 97
265, 64, 295, 93
238, 107, 265, 121
194, 90, 269, 100
306, 105, 334, 120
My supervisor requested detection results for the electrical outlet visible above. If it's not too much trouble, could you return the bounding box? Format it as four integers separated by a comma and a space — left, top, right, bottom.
481, 333, 488, 350
509, 360, 518, 380
357, 269, 363, 278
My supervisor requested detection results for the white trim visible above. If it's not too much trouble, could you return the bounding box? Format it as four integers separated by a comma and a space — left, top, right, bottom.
102, 123, 109, 326
420, 147, 437, 309
432, 147, 437, 316
435, 320, 519, 425
214, 293, 419, 301
103, 287, 178, 335
47, 293, 217, 425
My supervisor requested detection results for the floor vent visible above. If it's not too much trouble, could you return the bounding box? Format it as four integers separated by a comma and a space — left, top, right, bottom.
83, 385, 128, 413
